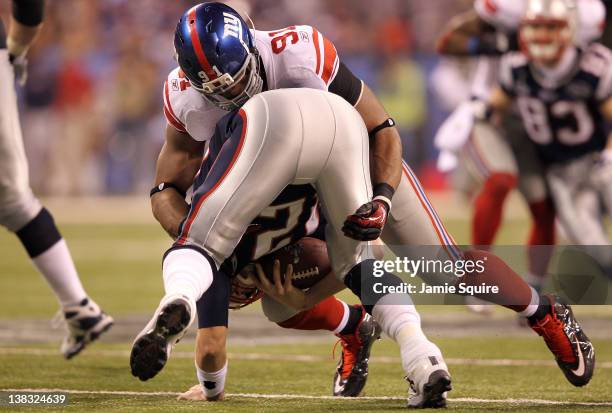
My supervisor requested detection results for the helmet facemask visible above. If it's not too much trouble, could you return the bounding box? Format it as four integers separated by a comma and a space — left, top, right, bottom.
195, 49, 264, 111
519, 0, 577, 67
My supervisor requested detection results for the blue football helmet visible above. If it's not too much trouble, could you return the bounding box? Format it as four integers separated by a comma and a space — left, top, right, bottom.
174, 2, 263, 111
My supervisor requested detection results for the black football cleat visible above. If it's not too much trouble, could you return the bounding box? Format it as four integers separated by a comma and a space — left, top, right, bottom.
130, 295, 194, 381
333, 307, 381, 397
529, 295, 595, 386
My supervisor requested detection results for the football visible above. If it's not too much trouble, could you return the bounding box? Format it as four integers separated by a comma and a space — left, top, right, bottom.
256, 237, 331, 289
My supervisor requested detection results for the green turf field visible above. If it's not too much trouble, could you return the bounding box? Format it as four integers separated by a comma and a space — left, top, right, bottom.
0, 203, 611, 412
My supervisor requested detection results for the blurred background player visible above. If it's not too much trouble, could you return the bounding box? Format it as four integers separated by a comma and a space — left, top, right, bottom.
434, 0, 605, 299
486, 0, 612, 278
0, 0, 112, 358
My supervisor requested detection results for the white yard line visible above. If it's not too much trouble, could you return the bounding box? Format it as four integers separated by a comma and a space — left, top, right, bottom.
1, 347, 612, 368
1, 388, 611, 406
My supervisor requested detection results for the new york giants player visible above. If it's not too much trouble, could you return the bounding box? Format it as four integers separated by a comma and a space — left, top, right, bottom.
132, 3, 595, 406
435, 0, 605, 295
137, 3, 450, 407
0, 0, 112, 358
487, 0, 612, 276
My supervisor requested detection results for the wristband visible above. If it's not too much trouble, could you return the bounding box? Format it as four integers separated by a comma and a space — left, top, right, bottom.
369, 118, 396, 140
471, 99, 494, 121
150, 182, 186, 198
373, 182, 395, 211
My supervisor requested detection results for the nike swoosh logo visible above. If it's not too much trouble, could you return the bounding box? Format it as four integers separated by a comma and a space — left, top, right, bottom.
333, 375, 345, 395
570, 337, 586, 377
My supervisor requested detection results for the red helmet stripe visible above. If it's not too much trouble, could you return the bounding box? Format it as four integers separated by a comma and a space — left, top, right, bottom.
188, 7, 218, 81
484, 0, 498, 14
312, 29, 322, 76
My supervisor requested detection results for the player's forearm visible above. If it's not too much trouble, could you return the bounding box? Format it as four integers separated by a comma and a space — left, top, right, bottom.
356, 84, 402, 191
436, 11, 488, 55
152, 134, 203, 238
8, 17, 41, 56
436, 32, 475, 55
486, 87, 513, 115
371, 129, 402, 190
303, 271, 346, 310
151, 191, 189, 239
605, 131, 612, 153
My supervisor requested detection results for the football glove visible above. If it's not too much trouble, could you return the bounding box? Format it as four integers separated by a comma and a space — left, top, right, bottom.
342, 199, 389, 241
9, 53, 28, 86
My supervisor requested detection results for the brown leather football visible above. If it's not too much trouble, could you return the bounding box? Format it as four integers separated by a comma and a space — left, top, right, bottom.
257, 237, 331, 289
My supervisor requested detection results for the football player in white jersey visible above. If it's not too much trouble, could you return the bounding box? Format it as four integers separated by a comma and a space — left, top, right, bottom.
143, 3, 450, 407
435, 0, 606, 295
132, 2, 596, 406
0, 0, 112, 358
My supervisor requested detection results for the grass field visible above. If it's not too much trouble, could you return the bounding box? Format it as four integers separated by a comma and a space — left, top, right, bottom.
0, 197, 611, 412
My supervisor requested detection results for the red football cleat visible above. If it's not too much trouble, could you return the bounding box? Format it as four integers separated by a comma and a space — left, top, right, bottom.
332, 307, 381, 397
529, 295, 595, 386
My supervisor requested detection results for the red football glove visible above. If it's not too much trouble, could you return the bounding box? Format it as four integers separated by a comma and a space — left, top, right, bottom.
342, 199, 389, 241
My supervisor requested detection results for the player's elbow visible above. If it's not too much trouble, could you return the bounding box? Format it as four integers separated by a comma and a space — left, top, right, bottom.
435, 33, 452, 54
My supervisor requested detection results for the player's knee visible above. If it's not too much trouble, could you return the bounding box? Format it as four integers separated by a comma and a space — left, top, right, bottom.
261, 295, 299, 323
0, 191, 42, 233
344, 259, 411, 313
195, 327, 228, 369
484, 173, 517, 197
15, 207, 62, 258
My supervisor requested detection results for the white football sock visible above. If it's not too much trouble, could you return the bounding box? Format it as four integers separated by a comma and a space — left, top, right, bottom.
372, 294, 443, 374
518, 287, 540, 318
162, 248, 214, 305
526, 272, 545, 290
332, 301, 350, 334
196, 360, 228, 399
31, 239, 87, 308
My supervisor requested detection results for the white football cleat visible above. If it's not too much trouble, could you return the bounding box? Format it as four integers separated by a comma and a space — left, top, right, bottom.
406, 356, 452, 408
130, 294, 195, 381
57, 298, 114, 359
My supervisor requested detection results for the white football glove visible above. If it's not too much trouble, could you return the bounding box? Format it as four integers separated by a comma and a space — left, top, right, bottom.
434, 100, 492, 172
9, 53, 28, 86
437, 150, 459, 173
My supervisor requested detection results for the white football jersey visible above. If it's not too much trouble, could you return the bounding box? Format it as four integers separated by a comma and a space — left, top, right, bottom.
162, 25, 340, 142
